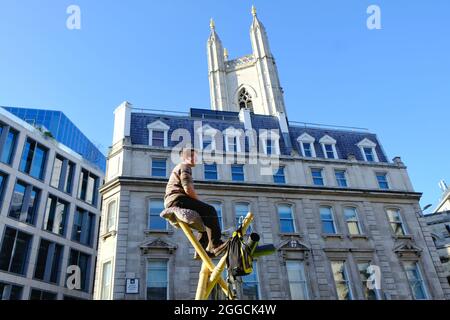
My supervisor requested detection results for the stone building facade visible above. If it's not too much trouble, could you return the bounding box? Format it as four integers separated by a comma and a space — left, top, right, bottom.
424, 185, 450, 289
0, 107, 104, 300
93, 8, 450, 300
425, 211, 450, 288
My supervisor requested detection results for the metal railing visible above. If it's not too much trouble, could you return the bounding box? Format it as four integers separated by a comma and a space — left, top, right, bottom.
130, 106, 370, 131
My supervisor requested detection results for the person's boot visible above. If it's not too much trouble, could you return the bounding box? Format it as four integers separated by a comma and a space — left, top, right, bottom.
193, 232, 214, 260
210, 239, 229, 257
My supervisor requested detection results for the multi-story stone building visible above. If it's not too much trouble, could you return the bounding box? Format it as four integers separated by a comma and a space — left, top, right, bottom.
0, 107, 104, 300
94, 8, 450, 300
424, 185, 450, 289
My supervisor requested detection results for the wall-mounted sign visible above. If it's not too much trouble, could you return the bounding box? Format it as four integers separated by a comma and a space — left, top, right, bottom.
126, 278, 139, 294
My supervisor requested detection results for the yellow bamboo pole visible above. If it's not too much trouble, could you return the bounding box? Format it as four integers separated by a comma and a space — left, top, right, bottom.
195, 262, 210, 300
205, 253, 228, 298
204, 212, 254, 298
178, 212, 254, 300
178, 221, 231, 298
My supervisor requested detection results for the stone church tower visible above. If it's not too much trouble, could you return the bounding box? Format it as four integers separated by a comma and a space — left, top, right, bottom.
207, 6, 287, 117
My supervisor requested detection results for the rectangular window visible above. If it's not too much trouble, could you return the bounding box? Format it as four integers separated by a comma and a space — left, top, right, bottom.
331, 261, 353, 300
147, 260, 168, 300
106, 201, 117, 233
231, 164, 245, 182
29, 289, 57, 300
67, 249, 91, 292
302, 142, 313, 157
357, 262, 379, 300
0, 227, 32, 275
273, 167, 286, 184
335, 170, 348, 187
43, 195, 69, 236
204, 163, 218, 180
386, 209, 407, 236
344, 207, 362, 235
34, 239, 64, 284
20, 138, 48, 180
241, 262, 259, 300
0, 124, 18, 165
320, 207, 336, 234
0, 281, 23, 300
364, 147, 375, 162
152, 130, 165, 147
0, 172, 7, 208
311, 168, 324, 186
77, 169, 99, 206
266, 139, 273, 155
324, 144, 335, 159
227, 136, 238, 153
101, 261, 112, 300
278, 204, 295, 233
376, 173, 389, 190
50, 155, 75, 194
286, 261, 309, 300
202, 135, 213, 150
9, 180, 41, 225
148, 199, 167, 230
152, 158, 167, 177
72, 207, 96, 247
404, 262, 428, 300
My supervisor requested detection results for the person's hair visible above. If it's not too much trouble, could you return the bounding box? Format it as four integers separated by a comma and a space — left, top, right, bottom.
179, 147, 197, 159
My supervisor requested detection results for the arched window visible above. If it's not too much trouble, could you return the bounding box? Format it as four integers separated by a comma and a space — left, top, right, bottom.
238, 88, 253, 112
207, 201, 223, 230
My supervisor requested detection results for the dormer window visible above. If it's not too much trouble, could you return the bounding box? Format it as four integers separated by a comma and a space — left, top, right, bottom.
224, 127, 243, 153
319, 135, 338, 159
324, 144, 335, 159
197, 125, 218, 151
260, 130, 280, 156
357, 138, 379, 162
203, 135, 213, 150
147, 120, 170, 148
238, 88, 253, 112
297, 133, 316, 158
152, 131, 165, 147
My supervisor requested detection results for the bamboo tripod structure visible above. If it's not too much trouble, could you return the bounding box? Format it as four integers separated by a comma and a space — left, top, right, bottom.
177, 212, 254, 300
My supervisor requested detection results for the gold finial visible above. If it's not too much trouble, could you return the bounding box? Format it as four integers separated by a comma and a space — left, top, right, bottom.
251, 5, 257, 17
224, 48, 229, 60
210, 18, 215, 30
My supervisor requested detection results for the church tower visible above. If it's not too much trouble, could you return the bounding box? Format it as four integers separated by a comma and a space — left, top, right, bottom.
207, 6, 287, 117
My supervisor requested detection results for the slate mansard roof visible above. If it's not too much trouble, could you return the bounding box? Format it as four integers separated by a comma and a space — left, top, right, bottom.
130, 108, 388, 163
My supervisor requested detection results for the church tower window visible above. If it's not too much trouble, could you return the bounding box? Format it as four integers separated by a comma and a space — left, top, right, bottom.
238, 88, 254, 112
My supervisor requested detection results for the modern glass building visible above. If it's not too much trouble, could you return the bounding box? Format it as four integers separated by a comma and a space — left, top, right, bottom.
2, 107, 106, 172
0, 107, 104, 300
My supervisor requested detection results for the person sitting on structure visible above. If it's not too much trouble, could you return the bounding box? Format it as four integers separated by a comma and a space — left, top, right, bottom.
164, 147, 227, 257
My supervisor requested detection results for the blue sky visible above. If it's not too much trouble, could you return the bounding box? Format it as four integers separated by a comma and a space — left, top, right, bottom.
0, 1, 449, 211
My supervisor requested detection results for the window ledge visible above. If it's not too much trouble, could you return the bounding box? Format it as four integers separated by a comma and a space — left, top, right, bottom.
280, 232, 302, 238
144, 229, 172, 235
393, 234, 413, 240
101, 230, 117, 240
322, 233, 344, 239
348, 234, 369, 240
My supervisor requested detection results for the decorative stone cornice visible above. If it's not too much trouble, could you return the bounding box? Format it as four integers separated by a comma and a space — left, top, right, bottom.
99, 176, 422, 201
140, 237, 177, 254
